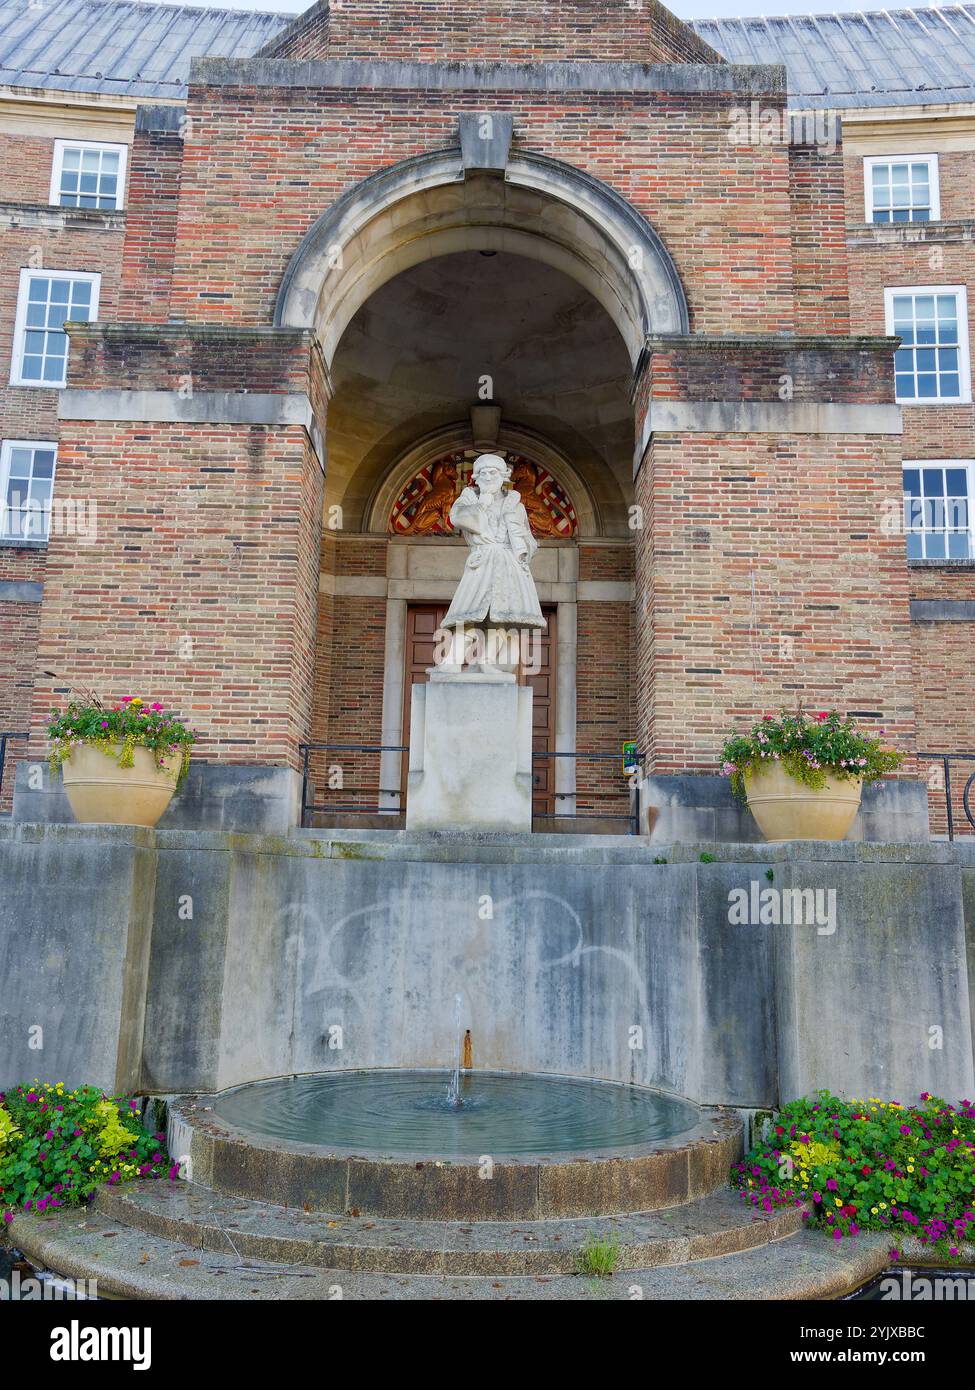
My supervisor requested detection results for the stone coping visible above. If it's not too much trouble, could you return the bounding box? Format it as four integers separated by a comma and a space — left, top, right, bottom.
169, 1087, 742, 1220
190, 57, 787, 97
0, 819, 961, 867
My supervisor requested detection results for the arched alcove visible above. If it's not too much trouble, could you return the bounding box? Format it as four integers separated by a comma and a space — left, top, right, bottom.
275, 149, 689, 370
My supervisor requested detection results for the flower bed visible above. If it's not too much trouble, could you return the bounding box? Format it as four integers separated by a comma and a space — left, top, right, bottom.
733, 1091, 975, 1259
719, 709, 902, 800
0, 1082, 178, 1224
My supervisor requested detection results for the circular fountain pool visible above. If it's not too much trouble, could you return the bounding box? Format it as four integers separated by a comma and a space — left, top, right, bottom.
212, 1069, 701, 1158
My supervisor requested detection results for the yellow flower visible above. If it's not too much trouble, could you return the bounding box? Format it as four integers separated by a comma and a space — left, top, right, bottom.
871, 1207, 878, 1215
834, 1197, 843, 1208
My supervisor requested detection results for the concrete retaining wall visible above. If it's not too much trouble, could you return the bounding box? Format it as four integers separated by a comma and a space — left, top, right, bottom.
0, 825, 971, 1109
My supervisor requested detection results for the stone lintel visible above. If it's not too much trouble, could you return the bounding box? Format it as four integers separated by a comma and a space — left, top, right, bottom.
58, 389, 326, 471
910, 599, 975, 622
635, 400, 903, 474
0, 580, 43, 603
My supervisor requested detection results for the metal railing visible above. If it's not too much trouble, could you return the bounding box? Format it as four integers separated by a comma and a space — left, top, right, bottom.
531, 750, 644, 836
298, 742, 407, 827
298, 741, 644, 835
916, 752, 975, 840
0, 730, 28, 813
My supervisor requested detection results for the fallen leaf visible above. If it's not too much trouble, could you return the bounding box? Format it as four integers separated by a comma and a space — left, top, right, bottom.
177, 1259, 199, 1267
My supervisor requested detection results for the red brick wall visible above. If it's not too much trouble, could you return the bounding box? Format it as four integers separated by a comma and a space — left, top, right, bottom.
634, 431, 917, 776
912, 623, 975, 836
168, 82, 794, 340
0, 217, 124, 441
788, 142, 850, 335
844, 143, 975, 829
30, 420, 323, 769
118, 116, 184, 323
264, 0, 720, 64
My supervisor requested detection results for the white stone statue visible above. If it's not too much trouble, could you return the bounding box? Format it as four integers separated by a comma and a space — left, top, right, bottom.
442, 453, 546, 639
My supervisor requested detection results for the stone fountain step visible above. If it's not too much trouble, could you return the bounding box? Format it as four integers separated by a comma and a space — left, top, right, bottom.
172, 1096, 743, 1220
92, 1181, 802, 1275
8, 1203, 896, 1300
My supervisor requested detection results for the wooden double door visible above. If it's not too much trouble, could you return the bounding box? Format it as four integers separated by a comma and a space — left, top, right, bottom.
402, 603, 557, 815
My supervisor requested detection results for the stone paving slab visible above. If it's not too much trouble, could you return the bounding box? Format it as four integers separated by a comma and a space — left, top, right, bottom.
94, 1181, 803, 1274
8, 1205, 895, 1300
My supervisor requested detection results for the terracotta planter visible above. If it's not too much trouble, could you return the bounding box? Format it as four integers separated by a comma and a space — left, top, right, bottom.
61, 743, 182, 828
745, 761, 862, 841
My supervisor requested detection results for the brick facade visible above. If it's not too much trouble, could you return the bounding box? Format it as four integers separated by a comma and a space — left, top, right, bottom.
0, 0, 974, 835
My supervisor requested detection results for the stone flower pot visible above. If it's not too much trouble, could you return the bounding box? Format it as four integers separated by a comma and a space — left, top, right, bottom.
744, 761, 862, 841
61, 743, 183, 828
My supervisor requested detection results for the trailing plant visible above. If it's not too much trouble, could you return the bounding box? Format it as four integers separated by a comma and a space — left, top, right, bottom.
575, 1232, 621, 1278
0, 1081, 179, 1225
733, 1091, 975, 1260
719, 708, 902, 801
48, 695, 196, 789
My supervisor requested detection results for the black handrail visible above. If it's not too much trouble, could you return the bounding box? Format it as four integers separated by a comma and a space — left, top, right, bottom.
297, 742, 644, 834
916, 752, 975, 840
298, 742, 408, 827
531, 750, 644, 835
0, 731, 28, 812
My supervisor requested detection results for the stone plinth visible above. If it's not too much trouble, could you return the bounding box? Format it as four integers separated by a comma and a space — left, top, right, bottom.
406, 667, 533, 832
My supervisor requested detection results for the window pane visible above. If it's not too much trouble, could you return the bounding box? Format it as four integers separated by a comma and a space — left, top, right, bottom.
921, 468, 945, 496
925, 531, 946, 559
7, 448, 31, 478
32, 450, 55, 479
903, 467, 920, 496
906, 530, 923, 560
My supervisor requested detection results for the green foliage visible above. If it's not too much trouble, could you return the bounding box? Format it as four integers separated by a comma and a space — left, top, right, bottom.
765, 868, 775, 882
733, 1091, 975, 1258
48, 695, 197, 789
652, 856, 668, 865
720, 709, 903, 802
699, 852, 716, 863
575, 1232, 621, 1278
0, 1081, 178, 1225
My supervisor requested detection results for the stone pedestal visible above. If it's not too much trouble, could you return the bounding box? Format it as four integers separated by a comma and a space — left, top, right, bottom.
406, 667, 533, 831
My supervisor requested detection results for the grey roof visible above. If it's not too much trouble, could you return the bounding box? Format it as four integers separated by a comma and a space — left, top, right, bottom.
0, 0, 973, 109
692, 6, 975, 108
0, 0, 286, 97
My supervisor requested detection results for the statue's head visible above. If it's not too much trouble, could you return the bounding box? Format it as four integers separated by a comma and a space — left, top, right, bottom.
472, 453, 509, 492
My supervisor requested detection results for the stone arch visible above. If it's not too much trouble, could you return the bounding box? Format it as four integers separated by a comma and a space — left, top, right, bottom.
274, 148, 689, 370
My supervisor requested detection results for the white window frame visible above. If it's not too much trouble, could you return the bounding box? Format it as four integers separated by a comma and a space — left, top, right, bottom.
0, 439, 58, 543
864, 153, 940, 224
49, 138, 128, 211
10, 268, 101, 388
884, 285, 971, 405
902, 459, 975, 562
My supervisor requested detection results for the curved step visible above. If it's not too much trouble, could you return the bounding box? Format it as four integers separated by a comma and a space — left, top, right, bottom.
173, 1097, 742, 1220
8, 1204, 895, 1301
93, 1180, 803, 1275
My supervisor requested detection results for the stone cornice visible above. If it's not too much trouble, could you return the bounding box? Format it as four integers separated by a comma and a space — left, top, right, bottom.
190, 57, 786, 98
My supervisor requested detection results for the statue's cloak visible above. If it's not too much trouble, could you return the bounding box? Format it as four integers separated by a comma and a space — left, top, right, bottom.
442, 487, 546, 630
